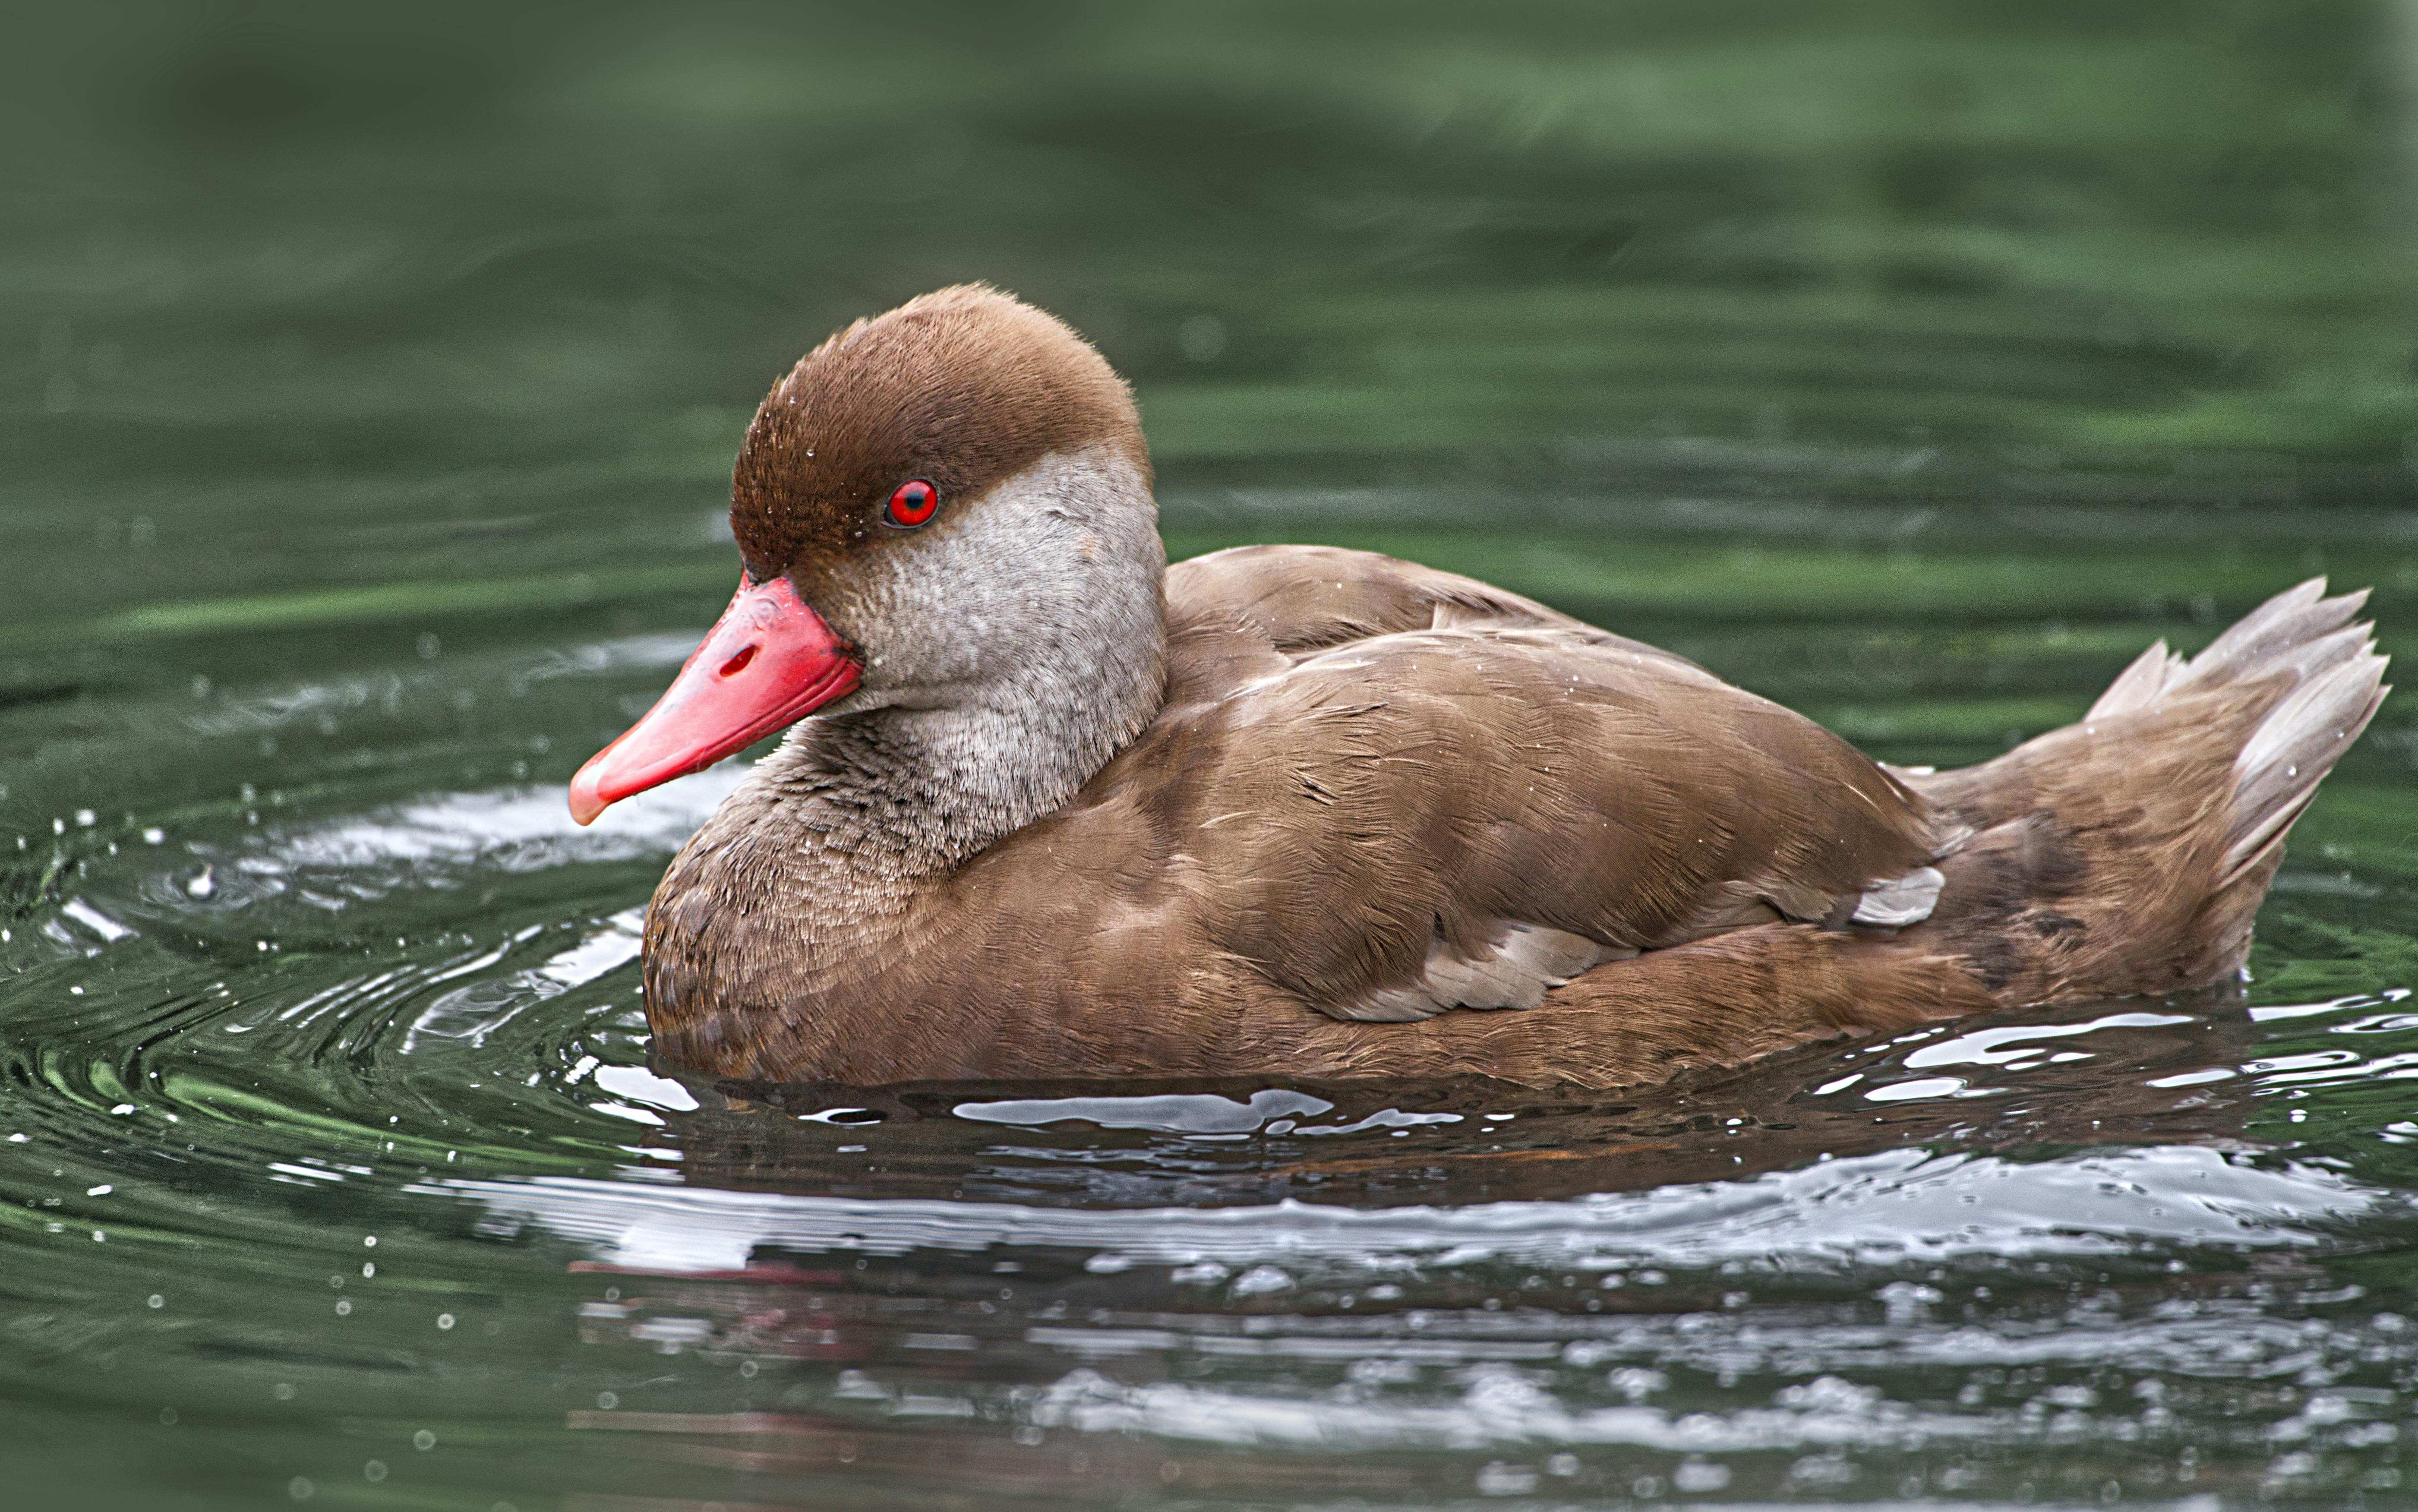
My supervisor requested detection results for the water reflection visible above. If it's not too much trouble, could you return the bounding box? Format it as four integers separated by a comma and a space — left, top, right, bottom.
356, 989, 2399, 1509
635, 996, 2264, 1214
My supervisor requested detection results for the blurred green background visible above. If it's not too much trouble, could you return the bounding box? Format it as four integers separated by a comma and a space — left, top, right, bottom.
7, 0, 2418, 643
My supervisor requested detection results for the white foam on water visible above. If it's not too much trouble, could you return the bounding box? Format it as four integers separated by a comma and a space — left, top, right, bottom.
260, 766, 747, 886
590, 1064, 701, 1114
417, 1143, 2389, 1277
58, 898, 135, 943
537, 909, 647, 988
1029, 1363, 1989, 1454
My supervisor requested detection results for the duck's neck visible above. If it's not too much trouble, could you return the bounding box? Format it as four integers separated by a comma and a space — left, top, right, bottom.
761, 649, 1164, 876
754, 448, 1168, 882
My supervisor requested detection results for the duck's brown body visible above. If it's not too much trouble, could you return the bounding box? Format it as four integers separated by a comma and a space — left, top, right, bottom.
579, 286, 2388, 1089
641, 548, 2379, 1088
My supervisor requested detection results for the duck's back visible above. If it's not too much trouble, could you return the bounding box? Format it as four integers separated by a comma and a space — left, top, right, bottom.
1137, 545, 1951, 1018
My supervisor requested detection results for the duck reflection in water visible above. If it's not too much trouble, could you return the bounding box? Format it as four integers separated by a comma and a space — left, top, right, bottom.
645, 985, 2264, 1209
547, 987, 2279, 1509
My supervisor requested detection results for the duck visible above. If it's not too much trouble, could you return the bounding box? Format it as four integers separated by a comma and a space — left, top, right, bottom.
568, 284, 2388, 1089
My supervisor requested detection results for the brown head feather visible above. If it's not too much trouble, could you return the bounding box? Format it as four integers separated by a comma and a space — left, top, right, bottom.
730, 284, 1149, 581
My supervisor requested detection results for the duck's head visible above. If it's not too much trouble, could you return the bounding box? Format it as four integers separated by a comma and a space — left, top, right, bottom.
569, 285, 1161, 825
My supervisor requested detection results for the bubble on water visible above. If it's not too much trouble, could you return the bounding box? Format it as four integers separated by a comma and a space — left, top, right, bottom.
437, 1313, 455, 1330
362, 1460, 385, 1482
146, 1294, 162, 1309
1231, 1265, 1293, 1297
596, 1391, 619, 1409
286, 1477, 311, 1502
1476, 1461, 1539, 1495
412, 1430, 435, 1451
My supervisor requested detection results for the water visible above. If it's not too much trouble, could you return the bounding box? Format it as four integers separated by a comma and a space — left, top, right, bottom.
6, 4, 2418, 1507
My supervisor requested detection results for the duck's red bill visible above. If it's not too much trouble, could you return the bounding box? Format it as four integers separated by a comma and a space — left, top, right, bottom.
568, 577, 860, 824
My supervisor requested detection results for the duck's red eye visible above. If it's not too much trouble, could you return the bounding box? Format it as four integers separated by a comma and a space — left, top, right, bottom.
883, 478, 939, 529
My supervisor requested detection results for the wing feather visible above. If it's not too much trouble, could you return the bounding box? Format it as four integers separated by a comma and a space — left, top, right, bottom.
1158, 546, 1942, 1020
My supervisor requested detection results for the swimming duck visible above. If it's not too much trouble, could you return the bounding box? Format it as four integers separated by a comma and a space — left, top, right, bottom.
569, 285, 2387, 1088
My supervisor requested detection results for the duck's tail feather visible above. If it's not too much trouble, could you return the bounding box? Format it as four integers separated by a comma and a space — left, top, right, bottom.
1902, 578, 2386, 1004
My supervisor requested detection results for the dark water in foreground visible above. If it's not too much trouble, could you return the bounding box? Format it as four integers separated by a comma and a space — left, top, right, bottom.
8, 4, 2418, 1508
9, 520, 2418, 1511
